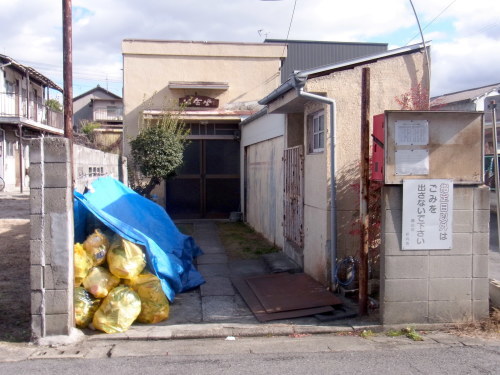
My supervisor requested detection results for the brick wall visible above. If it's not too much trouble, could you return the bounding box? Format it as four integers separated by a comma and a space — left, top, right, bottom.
380, 185, 490, 324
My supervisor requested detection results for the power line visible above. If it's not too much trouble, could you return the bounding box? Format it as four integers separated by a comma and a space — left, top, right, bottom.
281, 0, 298, 58
15, 58, 121, 81
405, 0, 457, 45
477, 20, 500, 34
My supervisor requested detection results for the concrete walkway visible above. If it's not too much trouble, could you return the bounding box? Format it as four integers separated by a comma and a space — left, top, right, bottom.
82, 220, 377, 342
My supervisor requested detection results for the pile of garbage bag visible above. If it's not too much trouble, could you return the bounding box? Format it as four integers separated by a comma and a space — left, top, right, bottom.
74, 177, 205, 302
74, 229, 170, 333
73, 177, 205, 333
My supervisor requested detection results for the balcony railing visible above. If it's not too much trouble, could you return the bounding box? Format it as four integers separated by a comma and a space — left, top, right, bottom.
93, 107, 123, 122
0, 92, 63, 131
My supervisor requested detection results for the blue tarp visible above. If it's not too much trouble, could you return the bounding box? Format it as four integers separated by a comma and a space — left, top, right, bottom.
73, 177, 205, 301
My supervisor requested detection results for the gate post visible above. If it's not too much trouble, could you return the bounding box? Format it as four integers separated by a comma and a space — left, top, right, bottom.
30, 137, 74, 340
379, 110, 489, 324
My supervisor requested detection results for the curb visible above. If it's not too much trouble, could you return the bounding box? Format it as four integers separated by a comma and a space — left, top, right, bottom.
83, 321, 455, 342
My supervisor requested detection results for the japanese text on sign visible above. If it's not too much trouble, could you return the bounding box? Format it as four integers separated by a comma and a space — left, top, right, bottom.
179, 95, 219, 108
402, 179, 453, 250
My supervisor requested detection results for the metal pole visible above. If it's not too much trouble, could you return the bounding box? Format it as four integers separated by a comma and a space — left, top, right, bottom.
490, 100, 500, 254
359, 67, 370, 315
63, 0, 74, 187
409, 0, 431, 95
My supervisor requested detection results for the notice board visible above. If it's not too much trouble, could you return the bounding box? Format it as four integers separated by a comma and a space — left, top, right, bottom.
384, 111, 483, 184
402, 179, 453, 250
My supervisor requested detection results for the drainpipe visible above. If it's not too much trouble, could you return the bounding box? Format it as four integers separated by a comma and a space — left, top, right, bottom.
292, 75, 338, 289
26, 72, 30, 120
18, 124, 23, 193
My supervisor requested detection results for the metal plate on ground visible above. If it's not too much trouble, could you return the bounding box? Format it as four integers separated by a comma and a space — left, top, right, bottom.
231, 277, 334, 322
245, 273, 342, 313
262, 252, 302, 273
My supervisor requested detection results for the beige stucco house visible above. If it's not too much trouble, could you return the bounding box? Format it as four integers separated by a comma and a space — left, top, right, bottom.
122, 40, 285, 218
242, 43, 430, 287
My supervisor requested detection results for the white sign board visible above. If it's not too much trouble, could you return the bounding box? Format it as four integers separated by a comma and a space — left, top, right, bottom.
395, 149, 429, 175
395, 120, 429, 145
402, 179, 453, 250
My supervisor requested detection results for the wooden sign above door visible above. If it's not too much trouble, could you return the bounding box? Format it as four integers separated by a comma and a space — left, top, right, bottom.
179, 95, 219, 108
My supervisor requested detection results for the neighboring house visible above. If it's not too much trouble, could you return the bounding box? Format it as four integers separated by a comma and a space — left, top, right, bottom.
431, 83, 500, 154
240, 40, 388, 248
242, 43, 429, 286
73, 85, 123, 154
122, 40, 286, 218
0, 54, 63, 192
122, 39, 388, 219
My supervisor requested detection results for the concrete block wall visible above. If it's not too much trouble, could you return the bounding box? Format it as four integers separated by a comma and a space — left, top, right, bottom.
29, 137, 74, 338
73, 144, 127, 193
29, 137, 127, 339
380, 185, 490, 324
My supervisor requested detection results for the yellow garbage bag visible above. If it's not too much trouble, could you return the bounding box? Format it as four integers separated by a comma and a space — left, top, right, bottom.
74, 287, 101, 328
125, 271, 169, 324
74, 243, 93, 286
107, 236, 146, 280
83, 229, 110, 266
82, 266, 120, 299
92, 285, 142, 334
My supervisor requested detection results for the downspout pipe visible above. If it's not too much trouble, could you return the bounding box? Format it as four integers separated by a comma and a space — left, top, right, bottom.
292, 75, 338, 289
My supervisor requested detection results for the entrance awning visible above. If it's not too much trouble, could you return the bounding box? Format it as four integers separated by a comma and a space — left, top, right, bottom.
143, 109, 256, 122
168, 81, 229, 90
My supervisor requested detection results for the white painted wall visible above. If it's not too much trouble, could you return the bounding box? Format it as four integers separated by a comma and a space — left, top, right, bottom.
244, 137, 284, 248
241, 112, 285, 247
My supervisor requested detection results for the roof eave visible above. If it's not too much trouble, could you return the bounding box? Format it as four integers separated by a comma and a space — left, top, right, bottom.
259, 42, 428, 106
0, 54, 63, 92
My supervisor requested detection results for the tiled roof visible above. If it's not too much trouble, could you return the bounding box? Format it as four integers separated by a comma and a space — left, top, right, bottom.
0, 53, 62, 92
431, 83, 500, 106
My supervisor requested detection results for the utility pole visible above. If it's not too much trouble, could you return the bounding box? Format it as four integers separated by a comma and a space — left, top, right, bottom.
359, 67, 370, 315
490, 100, 500, 254
63, 0, 74, 187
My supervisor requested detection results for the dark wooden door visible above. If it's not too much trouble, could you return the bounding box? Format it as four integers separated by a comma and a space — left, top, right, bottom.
165, 139, 240, 219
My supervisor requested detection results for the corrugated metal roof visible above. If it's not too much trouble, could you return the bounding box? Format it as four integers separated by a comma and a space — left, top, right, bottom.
265, 39, 388, 83
0, 53, 63, 92
430, 83, 500, 106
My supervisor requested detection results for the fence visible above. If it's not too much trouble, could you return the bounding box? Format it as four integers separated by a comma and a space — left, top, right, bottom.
0, 92, 63, 130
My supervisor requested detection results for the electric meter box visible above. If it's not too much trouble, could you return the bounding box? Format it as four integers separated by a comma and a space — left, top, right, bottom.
384, 110, 484, 185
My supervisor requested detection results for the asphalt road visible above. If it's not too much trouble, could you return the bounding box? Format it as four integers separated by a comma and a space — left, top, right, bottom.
1, 343, 499, 375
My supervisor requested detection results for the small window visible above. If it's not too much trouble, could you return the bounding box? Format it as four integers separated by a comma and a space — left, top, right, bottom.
309, 111, 324, 153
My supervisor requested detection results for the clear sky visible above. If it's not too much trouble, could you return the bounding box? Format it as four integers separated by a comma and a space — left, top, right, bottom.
1, 0, 499, 100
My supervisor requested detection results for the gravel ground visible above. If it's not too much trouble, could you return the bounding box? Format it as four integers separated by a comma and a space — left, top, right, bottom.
0, 193, 31, 342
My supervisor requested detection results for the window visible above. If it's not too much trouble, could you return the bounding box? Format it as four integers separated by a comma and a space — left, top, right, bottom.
6, 141, 15, 157
4, 81, 15, 94
309, 111, 324, 153
107, 106, 118, 118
